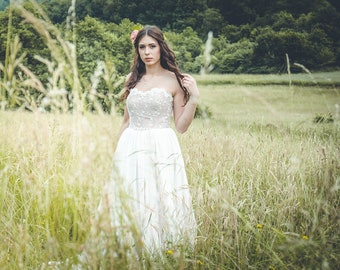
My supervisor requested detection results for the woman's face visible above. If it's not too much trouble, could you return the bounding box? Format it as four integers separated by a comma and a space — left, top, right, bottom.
138, 35, 161, 67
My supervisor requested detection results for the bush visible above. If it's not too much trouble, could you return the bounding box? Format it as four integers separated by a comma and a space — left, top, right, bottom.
313, 113, 334, 123
194, 103, 212, 119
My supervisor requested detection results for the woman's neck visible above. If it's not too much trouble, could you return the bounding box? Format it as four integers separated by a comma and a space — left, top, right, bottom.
144, 63, 164, 75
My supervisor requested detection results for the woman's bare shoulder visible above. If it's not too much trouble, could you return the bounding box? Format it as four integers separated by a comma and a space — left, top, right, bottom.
164, 71, 181, 91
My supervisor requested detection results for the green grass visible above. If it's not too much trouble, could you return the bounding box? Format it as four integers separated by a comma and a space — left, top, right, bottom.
1, 79, 339, 269
198, 83, 339, 124
195, 71, 340, 87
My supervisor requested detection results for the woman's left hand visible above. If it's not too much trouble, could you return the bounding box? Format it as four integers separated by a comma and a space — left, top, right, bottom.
181, 74, 200, 102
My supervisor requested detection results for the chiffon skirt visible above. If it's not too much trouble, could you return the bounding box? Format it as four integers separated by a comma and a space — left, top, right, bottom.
98, 127, 197, 253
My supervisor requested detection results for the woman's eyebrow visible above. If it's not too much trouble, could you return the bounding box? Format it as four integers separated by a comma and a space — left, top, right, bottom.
139, 42, 156, 46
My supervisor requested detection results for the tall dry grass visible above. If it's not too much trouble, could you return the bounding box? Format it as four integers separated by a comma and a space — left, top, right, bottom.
1, 82, 339, 269
183, 120, 339, 269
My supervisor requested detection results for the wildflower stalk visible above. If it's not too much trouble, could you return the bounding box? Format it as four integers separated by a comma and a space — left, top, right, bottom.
1, 0, 13, 106
67, 0, 83, 114
286, 53, 292, 88
200, 31, 214, 75
15, 0, 85, 113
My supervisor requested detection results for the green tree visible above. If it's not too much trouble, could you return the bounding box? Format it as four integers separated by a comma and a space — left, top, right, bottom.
76, 16, 134, 76
0, 3, 49, 79
212, 36, 256, 73
165, 27, 203, 73
272, 11, 296, 31
220, 24, 252, 43
308, 27, 335, 67
0, 0, 10, 11
250, 25, 336, 72
199, 8, 224, 37
41, 0, 69, 24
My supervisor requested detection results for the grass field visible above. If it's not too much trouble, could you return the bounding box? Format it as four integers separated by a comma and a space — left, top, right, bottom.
195, 71, 340, 87
1, 74, 340, 269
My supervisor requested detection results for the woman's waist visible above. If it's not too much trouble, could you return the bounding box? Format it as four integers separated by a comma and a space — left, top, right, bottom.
128, 120, 171, 130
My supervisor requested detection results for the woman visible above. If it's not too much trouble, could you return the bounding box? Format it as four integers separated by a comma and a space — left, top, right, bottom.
104, 25, 199, 254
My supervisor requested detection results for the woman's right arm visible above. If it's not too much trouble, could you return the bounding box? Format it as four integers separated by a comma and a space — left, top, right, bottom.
116, 105, 130, 140
117, 74, 131, 140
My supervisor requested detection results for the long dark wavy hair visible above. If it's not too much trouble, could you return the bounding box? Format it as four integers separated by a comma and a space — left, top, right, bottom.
122, 25, 189, 102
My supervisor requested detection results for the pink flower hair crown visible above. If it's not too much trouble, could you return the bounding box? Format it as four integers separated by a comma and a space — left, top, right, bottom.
130, 25, 142, 43
130, 30, 138, 43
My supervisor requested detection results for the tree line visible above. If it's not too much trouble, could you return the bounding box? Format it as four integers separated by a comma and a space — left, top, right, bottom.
0, 0, 339, 112
1, 0, 339, 75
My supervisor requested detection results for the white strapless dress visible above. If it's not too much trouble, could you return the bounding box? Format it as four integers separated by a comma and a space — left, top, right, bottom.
99, 87, 197, 254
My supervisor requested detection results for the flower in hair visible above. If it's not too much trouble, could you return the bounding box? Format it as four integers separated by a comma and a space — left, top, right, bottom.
130, 29, 139, 43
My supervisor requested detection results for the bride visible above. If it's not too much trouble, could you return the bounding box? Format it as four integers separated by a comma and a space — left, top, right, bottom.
83, 25, 199, 263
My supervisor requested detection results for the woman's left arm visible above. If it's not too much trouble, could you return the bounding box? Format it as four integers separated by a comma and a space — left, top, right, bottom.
173, 74, 200, 134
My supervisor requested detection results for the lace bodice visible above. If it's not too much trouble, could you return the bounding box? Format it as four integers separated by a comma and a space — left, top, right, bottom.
127, 88, 173, 130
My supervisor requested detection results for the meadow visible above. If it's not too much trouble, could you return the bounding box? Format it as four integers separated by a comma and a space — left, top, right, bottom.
1, 73, 339, 269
